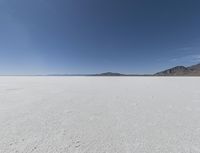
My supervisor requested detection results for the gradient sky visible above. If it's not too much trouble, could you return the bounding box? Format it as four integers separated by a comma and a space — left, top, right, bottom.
0, 0, 200, 74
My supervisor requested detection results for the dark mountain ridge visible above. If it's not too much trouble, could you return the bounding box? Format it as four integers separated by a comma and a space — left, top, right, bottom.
155, 63, 200, 76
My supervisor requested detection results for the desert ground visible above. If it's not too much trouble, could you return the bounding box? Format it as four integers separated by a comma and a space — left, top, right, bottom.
0, 76, 200, 153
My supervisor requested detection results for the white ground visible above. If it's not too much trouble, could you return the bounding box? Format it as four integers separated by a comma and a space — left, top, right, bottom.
0, 77, 200, 153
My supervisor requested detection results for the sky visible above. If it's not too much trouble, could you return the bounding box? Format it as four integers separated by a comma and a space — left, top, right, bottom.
0, 0, 200, 75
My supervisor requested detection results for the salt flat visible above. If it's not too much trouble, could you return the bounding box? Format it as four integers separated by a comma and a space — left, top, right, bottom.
0, 77, 200, 153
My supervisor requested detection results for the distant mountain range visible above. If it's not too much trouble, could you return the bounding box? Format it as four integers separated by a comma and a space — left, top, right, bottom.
92, 72, 126, 76
93, 63, 200, 76
46, 63, 200, 76
93, 72, 152, 76
155, 63, 200, 76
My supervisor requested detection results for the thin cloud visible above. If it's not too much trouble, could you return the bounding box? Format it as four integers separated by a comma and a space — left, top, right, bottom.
176, 47, 193, 51
170, 54, 200, 65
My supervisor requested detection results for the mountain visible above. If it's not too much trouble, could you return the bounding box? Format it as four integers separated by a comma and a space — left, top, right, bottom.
93, 72, 153, 76
188, 63, 200, 71
155, 66, 190, 76
155, 63, 200, 76
93, 72, 126, 76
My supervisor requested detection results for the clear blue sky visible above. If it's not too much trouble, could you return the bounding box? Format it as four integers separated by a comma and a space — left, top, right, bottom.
0, 0, 200, 75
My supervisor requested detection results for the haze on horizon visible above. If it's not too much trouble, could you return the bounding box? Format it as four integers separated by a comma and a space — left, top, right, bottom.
0, 0, 200, 75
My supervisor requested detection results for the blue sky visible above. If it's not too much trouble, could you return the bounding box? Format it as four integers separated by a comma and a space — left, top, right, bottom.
0, 0, 200, 74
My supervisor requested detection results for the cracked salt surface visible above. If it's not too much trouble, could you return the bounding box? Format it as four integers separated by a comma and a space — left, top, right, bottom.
0, 76, 200, 153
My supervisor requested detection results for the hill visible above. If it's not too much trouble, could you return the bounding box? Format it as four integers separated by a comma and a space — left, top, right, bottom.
93, 72, 126, 76
155, 63, 200, 76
